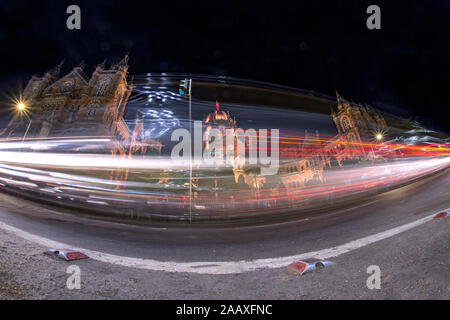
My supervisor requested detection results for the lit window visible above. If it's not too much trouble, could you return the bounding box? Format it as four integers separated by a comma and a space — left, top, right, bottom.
341, 117, 351, 131
95, 77, 112, 96
66, 106, 79, 123
86, 104, 99, 119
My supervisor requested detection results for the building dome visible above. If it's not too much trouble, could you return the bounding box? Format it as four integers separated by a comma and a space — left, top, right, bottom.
204, 101, 236, 128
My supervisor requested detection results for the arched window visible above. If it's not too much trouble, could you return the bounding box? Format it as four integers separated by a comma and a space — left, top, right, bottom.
61, 80, 74, 91
87, 108, 96, 118
94, 77, 112, 96
65, 106, 79, 123
86, 104, 100, 119
341, 117, 351, 131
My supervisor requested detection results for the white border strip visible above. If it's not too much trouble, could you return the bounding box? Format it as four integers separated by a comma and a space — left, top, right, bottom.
0, 210, 445, 274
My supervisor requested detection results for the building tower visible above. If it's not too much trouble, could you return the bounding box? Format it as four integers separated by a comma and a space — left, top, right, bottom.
2, 56, 162, 189
4, 55, 133, 139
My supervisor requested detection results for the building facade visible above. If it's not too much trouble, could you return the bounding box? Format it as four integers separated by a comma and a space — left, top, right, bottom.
3, 56, 162, 186
201, 92, 387, 192
5, 55, 135, 140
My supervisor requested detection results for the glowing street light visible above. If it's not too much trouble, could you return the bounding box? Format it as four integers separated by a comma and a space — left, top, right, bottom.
15, 101, 32, 143
369, 130, 386, 161
17, 102, 26, 111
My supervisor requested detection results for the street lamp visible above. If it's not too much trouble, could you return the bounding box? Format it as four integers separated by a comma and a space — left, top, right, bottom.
369, 131, 385, 161
16, 102, 32, 142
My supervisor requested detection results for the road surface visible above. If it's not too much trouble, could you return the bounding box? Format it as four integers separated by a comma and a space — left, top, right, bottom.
0, 170, 449, 299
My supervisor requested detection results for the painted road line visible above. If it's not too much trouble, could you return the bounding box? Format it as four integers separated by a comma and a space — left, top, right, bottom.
0, 209, 447, 275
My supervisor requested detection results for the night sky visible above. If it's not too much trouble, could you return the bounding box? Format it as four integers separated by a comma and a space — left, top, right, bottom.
0, 0, 449, 132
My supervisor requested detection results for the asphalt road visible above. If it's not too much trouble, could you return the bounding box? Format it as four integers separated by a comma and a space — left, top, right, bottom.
0, 170, 449, 299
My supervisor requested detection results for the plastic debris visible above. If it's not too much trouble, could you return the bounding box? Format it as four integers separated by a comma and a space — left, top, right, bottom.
433, 210, 449, 219
287, 258, 335, 275
45, 249, 89, 261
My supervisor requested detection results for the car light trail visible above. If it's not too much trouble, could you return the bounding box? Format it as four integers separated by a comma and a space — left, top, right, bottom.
0, 135, 448, 222
0, 74, 448, 222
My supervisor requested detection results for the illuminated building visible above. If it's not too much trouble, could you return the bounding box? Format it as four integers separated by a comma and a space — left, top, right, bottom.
2, 56, 162, 186
203, 92, 387, 192
204, 101, 236, 150
279, 92, 387, 190
3, 54, 161, 148
278, 129, 326, 189
324, 92, 387, 166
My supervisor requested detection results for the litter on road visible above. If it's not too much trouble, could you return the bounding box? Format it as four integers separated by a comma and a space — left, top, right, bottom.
287, 258, 335, 275
433, 210, 450, 219
45, 249, 89, 261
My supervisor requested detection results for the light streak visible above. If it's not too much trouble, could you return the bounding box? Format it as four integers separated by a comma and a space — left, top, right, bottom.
0, 134, 447, 220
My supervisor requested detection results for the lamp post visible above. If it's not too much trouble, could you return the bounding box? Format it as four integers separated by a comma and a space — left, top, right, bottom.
370, 132, 384, 161
17, 102, 32, 143
179, 79, 193, 223
22, 116, 32, 142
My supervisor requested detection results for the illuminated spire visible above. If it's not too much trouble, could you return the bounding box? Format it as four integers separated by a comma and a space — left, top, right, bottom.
118, 53, 129, 66
75, 60, 85, 70
96, 58, 107, 70
46, 60, 64, 77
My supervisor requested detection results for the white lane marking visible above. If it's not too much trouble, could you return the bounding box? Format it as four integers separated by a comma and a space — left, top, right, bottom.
0, 210, 446, 274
